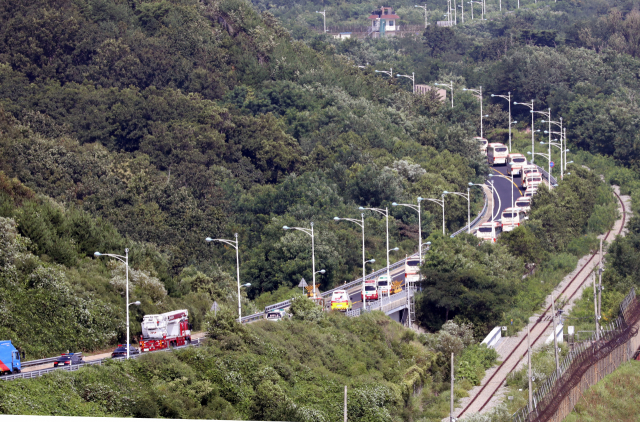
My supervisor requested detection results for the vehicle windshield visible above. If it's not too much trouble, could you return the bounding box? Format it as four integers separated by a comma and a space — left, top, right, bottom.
365, 286, 376, 291
513, 157, 526, 163
478, 227, 493, 233
495, 147, 508, 152
267, 313, 281, 318
378, 280, 388, 286
406, 260, 420, 267
502, 213, 514, 218
516, 201, 529, 207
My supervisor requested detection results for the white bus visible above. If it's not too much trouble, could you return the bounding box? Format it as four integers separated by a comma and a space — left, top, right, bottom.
476, 221, 503, 243
507, 153, 527, 176
475, 137, 488, 156
405, 258, 421, 283
524, 187, 538, 198
522, 165, 539, 179
377, 274, 391, 297
501, 207, 527, 231
523, 173, 543, 190
514, 196, 531, 213
487, 143, 509, 165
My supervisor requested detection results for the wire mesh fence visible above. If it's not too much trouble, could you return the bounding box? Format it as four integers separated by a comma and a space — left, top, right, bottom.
512, 287, 640, 422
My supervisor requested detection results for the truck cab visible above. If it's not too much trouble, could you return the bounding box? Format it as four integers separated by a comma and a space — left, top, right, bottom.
0, 340, 22, 375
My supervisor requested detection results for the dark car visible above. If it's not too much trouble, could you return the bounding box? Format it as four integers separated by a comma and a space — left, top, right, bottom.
111, 345, 140, 358
53, 353, 84, 367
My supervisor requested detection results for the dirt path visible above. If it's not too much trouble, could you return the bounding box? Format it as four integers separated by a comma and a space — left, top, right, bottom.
452, 186, 630, 420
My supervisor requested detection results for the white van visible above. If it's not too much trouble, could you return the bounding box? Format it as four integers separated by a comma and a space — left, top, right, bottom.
377, 274, 391, 297
524, 187, 538, 198
514, 196, 531, 213
507, 153, 527, 176
487, 143, 509, 165
501, 207, 527, 231
476, 221, 502, 243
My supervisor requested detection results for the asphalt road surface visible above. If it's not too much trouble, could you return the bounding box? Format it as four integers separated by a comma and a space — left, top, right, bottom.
488, 164, 525, 221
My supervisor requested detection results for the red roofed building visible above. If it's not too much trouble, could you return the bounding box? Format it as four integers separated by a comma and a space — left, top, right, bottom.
368, 6, 400, 36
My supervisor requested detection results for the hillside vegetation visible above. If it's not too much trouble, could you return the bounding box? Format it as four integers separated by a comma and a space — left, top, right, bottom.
0, 309, 499, 422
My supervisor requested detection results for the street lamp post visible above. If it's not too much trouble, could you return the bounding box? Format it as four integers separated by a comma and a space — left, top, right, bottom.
491, 92, 512, 152
375, 68, 393, 78
435, 81, 454, 107
463, 86, 484, 138
543, 116, 563, 179
514, 100, 535, 163
458, 3, 464, 23
333, 214, 368, 306
415, 4, 428, 27
392, 198, 423, 258
526, 151, 552, 185
359, 206, 392, 297
397, 72, 415, 93
206, 233, 245, 321
421, 195, 446, 235
283, 223, 317, 298
315, 10, 326, 33
94, 249, 140, 359
532, 108, 552, 178
444, 189, 471, 234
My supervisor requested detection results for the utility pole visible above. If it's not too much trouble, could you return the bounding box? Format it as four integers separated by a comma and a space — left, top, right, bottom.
598, 238, 603, 324
344, 385, 347, 422
593, 272, 600, 341
450, 352, 454, 422
551, 292, 560, 376
528, 324, 533, 414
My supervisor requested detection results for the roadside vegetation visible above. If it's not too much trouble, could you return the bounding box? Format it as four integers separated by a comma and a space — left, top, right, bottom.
0, 307, 497, 422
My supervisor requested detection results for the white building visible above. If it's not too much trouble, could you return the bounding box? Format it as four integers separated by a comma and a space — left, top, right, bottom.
368, 6, 400, 36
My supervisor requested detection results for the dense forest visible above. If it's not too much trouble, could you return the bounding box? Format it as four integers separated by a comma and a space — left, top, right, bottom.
2, 0, 640, 419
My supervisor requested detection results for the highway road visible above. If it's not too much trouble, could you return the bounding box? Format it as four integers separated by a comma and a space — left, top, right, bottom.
488, 164, 525, 222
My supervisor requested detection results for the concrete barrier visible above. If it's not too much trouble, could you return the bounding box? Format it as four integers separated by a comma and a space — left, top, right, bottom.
482, 326, 502, 348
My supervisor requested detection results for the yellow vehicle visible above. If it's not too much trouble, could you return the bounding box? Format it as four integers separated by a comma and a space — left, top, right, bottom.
330, 290, 352, 312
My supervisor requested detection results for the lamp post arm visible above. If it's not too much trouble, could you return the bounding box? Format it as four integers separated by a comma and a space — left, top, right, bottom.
208, 239, 238, 250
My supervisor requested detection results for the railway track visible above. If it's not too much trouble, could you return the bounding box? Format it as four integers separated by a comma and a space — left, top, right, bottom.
457, 189, 628, 419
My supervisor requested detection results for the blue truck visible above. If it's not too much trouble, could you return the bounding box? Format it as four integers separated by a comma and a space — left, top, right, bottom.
0, 340, 22, 375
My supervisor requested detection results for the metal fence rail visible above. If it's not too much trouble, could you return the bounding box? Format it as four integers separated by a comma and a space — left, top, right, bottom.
512, 287, 639, 422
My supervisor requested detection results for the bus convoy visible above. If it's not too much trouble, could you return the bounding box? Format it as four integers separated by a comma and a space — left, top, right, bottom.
474, 139, 544, 243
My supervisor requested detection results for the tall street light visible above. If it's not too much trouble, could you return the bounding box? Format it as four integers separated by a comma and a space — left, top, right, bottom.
514, 100, 535, 163
532, 108, 552, 178
541, 139, 564, 181
542, 116, 563, 178
206, 233, 244, 321
435, 81, 454, 107
315, 10, 326, 33
359, 206, 391, 296
415, 4, 428, 27
421, 195, 446, 235
463, 86, 484, 138
375, 68, 393, 78
458, 3, 464, 23
526, 151, 552, 185
283, 223, 317, 298
333, 214, 368, 307
397, 72, 415, 94
444, 189, 471, 234
94, 249, 140, 360
491, 92, 512, 152
392, 198, 423, 259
